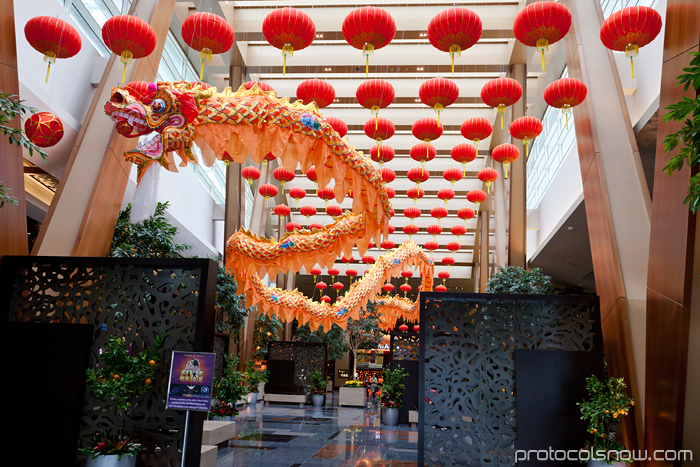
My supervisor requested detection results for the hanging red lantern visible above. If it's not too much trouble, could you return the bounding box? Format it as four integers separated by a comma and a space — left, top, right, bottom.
427, 8, 482, 74
435, 285, 448, 292
318, 186, 336, 205
443, 167, 463, 187
410, 143, 437, 166
299, 205, 317, 226
181, 12, 235, 80
245, 81, 274, 92
427, 224, 442, 240
388, 224, 395, 234
544, 78, 587, 130
446, 241, 461, 257
412, 118, 442, 163
365, 117, 395, 141
326, 117, 348, 138
326, 204, 343, 218
492, 144, 520, 179
400, 283, 412, 296
316, 281, 328, 291
306, 166, 318, 192
259, 183, 278, 207
309, 223, 324, 231
413, 325, 420, 332
286, 222, 301, 232
241, 166, 261, 186
438, 271, 451, 282
321, 295, 331, 304
297, 79, 336, 108
600, 6, 662, 78
381, 240, 396, 250
342, 7, 396, 76
481, 77, 523, 129
403, 224, 419, 239
419, 77, 459, 124
383, 284, 395, 292
407, 186, 425, 204
380, 167, 396, 184
424, 241, 439, 256
442, 257, 455, 268
467, 189, 488, 214
274, 204, 291, 219
370, 144, 395, 167
431, 206, 448, 226
262, 8, 315, 75
437, 188, 455, 206
273, 167, 295, 188
401, 271, 414, 282
450, 225, 467, 240
362, 255, 375, 264
101, 15, 157, 83
24, 16, 81, 83
288, 187, 307, 207
385, 187, 396, 199
478, 167, 499, 194
261, 152, 276, 177
310, 266, 322, 280
342, 256, 354, 264
458, 207, 475, 225
460, 117, 493, 152
24, 112, 64, 147
368, 241, 375, 249
356, 79, 395, 129
451, 143, 478, 176
407, 167, 430, 187
399, 324, 409, 332
347, 268, 358, 280
513, 2, 571, 72
328, 267, 340, 278
510, 116, 543, 157
404, 206, 422, 224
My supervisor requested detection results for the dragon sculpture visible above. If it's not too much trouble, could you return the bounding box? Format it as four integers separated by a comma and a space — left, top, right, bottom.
104, 80, 392, 241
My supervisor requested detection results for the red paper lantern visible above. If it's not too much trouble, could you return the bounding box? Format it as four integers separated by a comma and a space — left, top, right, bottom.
321, 295, 331, 303
326, 117, 348, 138
419, 77, 459, 124
316, 281, 328, 291
181, 12, 235, 80
438, 271, 451, 281
513, 2, 571, 71
446, 241, 461, 256
347, 268, 358, 279
368, 241, 375, 249
356, 79, 395, 128
437, 188, 455, 206
510, 116, 543, 157
306, 166, 318, 191
467, 189, 488, 214
435, 285, 448, 292
262, 152, 276, 176
297, 79, 336, 108
427, 224, 442, 239
600, 6, 662, 78
286, 222, 301, 232
404, 206, 422, 223
451, 143, 478, 176
300, 205, 317, 225
458, 207, 475, 225
262, 8, 315, 75
481, 77, 523, 129
383, 284, 395, 292
403, 224, 419, 239
362, 255, 375, 264
24, 112, 64, 147
259, 183, 278, 207
241, 166, 261, 186
400, 283, 412, 295
427, 8, 482, 74
450, 224, 467, 240
288, 187, 307, 207
309, 223, 324, 231
310, 266, 322, 279
424, 241, 439, 255
410, 143, 437, 165
412, 118, 442, 163
388, 224, 395, 234
381, 240, 395, 250
401, 270, 413, 280
102, 15, 157, 82
460, 117, 493, 152
365, 117, 395, 145
544, 78, 588, 130
273, 167, 295, 188
492, 143, 520, 179
318, 186, 336, 204
407, 186, 425, 204
413, 325, 420, 332
327, 204, 343, 218
380, 167, 396, 184
431, 206, 448, 225
478, 167, 499, 193
442, 257, 455, 267
407, 167, 430, 186
342, 7, 396, 75
370, 144, 395, 167
443, 167, 463, 187
399, 324, 409, 332
274, 204, 291, 219
386, 187, 396, 199
245, 81, 274, 92
328, 267, 340, 278
24, 16, 81, 83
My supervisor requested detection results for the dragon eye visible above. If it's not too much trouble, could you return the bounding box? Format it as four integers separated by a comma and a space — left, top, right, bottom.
152, 98, 166, 114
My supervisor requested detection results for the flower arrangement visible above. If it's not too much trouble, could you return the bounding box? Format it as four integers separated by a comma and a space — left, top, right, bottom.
577, 374, 634, 464
309, 369, 327, 395
80, 334, 164, 461
212, 353, 248, 412
344, 380, 364, 388
209, 401, 238, 419
380, 366, 408, 410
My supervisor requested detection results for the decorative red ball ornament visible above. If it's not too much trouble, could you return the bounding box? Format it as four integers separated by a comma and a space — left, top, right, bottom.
306, 166, 318, 191
451, 224, 467, 240
410, 143, 437, 166
460, 117, 493, 151
458, 207, 476, 225
467, 189, 488, 214
400, 283, 412, 296
383, 283, 395, 292
492, 144, 520, 179
441, 256, 455, 268
403, 224, 419, 239
241, 166, 261, 186
316, 281, 328, 291
328, 267, 340, 278
437, 188, 455, 206
362, 255, 375, 264
370, 144, 395, 167
299, 204, 317, 224
318, 186, 336, 205
102, 15, 157, 82
310, 266, 322, 279
273, 167, 295, 188
509, 116, 543, 157
481, 77, 523, 129
181, 12, 235, 80
388, 224, 395, 234
424, 241, 439, 256
245, 81, 274, 92
286, 222, 301, 232
259, 183, 278, 207
346, 268, 358, 281
309, 223, 324, 231
427, 224, 442, 240
427, 8, 482, 74
321, 295, 331, 304
399, 324, 409, 332
261, 152, 276, 176
513, 2, 571, 72
326, 204, 343, 217
273, 204, 291, 219
386, 187, 396, 199
262, 8, 315, 75
401, 270, 413, 281
357, 79, 395, 130
478, 167, 499, 194
412, 118, 442, 164
288, 187, 307, 207
443, 167, 463, 187
544, 78, 588, 130
24, 112, 64, 147
419, 77, 459, 125
407, 167, 430, 187
438, 270, 451, 282
600, 6, 662, 78
380, 167, 396, 184
381, 240, 395, 250
326, 117, 348, 138
435, 285, 448, 292
431, 206, 448, 226
446, 241, 461, 257
407, 186, 425, 204
297, 79, 336, 108
24, 16, 81, 83
365, 117, 394, 164
451, 143, 478, 176
404, 206, 422, 224
342, 7, 396, 76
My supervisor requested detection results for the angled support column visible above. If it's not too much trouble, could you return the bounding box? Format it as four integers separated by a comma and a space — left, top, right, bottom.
561, 0, 651, 453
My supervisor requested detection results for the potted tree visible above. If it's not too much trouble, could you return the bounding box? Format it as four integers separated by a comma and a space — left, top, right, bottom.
210, 353, 247, 421
577, 374, 634, 466
309, 369, 327, 407
380, 366, 408, 426
80, 334, 164, 466
244, 360, 268, 405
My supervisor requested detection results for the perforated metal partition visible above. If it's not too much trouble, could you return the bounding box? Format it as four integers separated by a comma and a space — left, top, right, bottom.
0, 256, 217, 467
418, 292, 603, 467
267, 341, 329, 401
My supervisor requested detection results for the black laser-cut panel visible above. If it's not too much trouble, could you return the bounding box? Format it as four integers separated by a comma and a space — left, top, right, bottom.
267, 341, 328, 400
418, 293, 603, 467
391, 332, 420, 361
0, 256, 217, 467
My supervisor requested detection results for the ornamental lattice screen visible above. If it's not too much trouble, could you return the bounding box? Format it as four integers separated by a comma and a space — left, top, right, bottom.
267, 341, 328, 401
0, 256, 218, 467
418, 292, 603, 467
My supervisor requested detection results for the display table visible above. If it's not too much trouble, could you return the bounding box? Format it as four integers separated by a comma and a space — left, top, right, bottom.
339, 386, 366, 407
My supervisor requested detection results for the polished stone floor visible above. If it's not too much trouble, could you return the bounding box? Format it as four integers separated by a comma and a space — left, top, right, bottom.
215, 392, 418, 467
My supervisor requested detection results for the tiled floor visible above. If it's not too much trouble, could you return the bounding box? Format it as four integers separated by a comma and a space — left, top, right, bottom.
215, 392, 418, 467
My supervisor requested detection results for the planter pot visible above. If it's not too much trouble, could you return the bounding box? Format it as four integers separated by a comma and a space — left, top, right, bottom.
382, 407, 399, 426
86, 455, 136, 467
338, 386, 366, 407
312, 394, 325, 407
210, 415, 235, 421
588, 461, 627, 467
247, 392, 258, 405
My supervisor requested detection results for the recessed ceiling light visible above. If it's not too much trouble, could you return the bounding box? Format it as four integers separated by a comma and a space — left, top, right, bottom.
324, 67, 331, 71
417, 67, 424, 71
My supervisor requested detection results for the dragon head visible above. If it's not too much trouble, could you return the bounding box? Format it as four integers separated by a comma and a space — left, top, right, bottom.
105, 81, 213, 170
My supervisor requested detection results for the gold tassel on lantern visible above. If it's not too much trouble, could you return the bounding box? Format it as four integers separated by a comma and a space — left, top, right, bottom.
120, 50, 133, 83
449, 44, 461, 75
363, 43, 374, 76
282, 44, 294, 76
43, 51, 56, 83
199, 47, 212, 80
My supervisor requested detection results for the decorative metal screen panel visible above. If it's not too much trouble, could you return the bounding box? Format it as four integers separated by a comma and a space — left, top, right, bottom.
0, 256, 217, 467
267, 341, 328, 399
418, 292, 602, 467
391, 332, 420, 361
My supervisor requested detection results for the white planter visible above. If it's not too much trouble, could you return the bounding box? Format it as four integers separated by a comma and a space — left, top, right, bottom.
247, 392, 258, 405
312, 394, 325, 407
339, 386, 366, 407
86, 454, 136, 467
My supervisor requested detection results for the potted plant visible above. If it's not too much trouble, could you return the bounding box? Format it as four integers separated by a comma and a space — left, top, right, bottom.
309, 369, 327, 407
80, 334, 164, 467
244, 359, 268, 405
577, 374, 634, 466
380, 366, 408, 426
210, 353, 247, 421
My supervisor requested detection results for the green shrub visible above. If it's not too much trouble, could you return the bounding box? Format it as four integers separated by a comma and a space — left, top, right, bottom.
485, 266, 553, 295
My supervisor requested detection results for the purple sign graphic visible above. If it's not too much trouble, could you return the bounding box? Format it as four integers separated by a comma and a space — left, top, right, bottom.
166, 351, 216, 412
